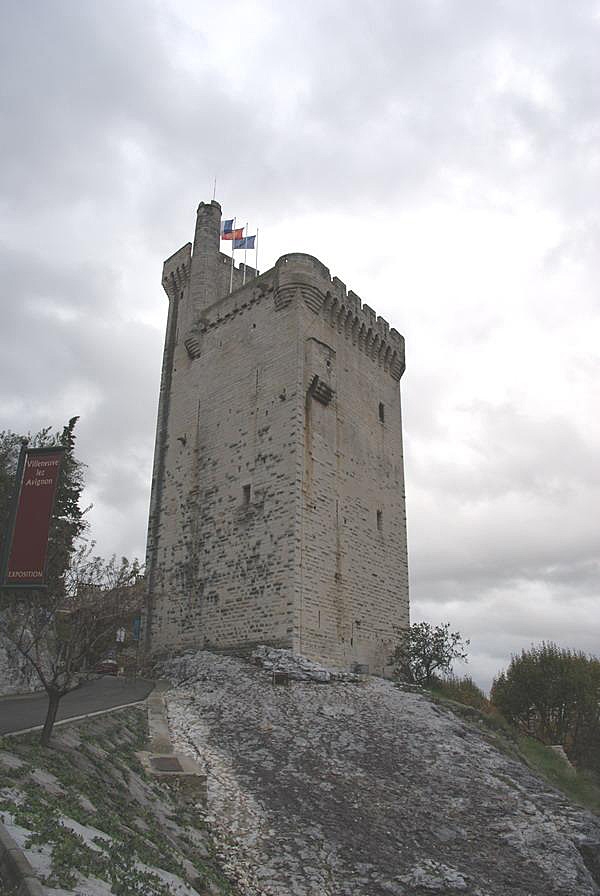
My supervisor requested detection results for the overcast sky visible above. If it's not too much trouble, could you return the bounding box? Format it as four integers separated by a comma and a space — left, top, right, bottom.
2, 0, 599, 689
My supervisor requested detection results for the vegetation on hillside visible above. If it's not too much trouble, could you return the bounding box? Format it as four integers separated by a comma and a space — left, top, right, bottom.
0, 709, 234, 895
422, 669, 600, 815
393, 620, 600, 813
491, 642, 600, 773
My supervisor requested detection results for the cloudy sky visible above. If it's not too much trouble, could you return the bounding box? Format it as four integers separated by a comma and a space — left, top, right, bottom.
2, 0, 599, 689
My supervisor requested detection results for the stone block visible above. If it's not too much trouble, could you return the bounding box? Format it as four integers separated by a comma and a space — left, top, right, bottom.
136, 751, 208, 805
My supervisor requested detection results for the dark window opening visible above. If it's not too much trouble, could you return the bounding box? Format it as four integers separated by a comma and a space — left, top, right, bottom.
243, 484, 251, 505
377, 509, 383, 531
379, 402, 385, 423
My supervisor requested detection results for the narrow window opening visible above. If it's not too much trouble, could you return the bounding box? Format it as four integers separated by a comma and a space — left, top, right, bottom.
243, 484, 251, 505
377, 509, 383, 531
379, 402, 385, 423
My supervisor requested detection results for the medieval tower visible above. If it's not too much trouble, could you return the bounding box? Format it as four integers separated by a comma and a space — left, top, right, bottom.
143, 200, 409, 674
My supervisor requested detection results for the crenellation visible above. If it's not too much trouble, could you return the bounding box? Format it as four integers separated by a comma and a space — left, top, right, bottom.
163, 242, 192, 278
198, 281, 272, 335
162, 243, 192, 300
362, 303, 377, 326
345, 290, 361, 314
331, 276, 346, 299
377, 315, 389, 338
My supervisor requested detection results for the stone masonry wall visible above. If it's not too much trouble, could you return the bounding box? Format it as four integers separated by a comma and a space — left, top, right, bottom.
296, 319, 409, 675
272, 254, 409, 674
145, 266, 301, 654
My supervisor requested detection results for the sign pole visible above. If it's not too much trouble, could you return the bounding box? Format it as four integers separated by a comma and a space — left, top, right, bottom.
229, 217, 236, 294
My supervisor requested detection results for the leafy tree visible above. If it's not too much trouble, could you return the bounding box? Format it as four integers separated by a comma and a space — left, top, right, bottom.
0, 431, 24, 539
491, 642, 600, 770
45, 417, 87, 593
0, 421, 143, 746
0, 419, 86, 595
392, 621, 470, 686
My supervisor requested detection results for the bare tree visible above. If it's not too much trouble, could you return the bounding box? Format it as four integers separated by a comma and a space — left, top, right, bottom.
1, 421, 144, 746
1, 541, 144, 745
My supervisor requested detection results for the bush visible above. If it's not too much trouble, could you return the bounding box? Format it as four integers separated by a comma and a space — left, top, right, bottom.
491, 642, 600, 771
392, 621, 470, 686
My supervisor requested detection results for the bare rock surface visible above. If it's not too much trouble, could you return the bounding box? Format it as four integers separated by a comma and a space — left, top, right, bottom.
165, 649, 600, 896
251, 646, 363, 682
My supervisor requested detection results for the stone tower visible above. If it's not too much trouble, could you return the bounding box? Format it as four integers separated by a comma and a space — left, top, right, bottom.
143, 200, 409, 674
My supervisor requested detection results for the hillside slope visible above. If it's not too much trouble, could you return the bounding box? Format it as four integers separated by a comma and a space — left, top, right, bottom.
165, 650, 600, 896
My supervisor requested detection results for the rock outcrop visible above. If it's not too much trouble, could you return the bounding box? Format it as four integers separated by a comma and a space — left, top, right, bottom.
164, 649, 600, 896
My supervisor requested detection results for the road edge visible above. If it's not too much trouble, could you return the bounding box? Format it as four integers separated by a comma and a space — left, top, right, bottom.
3, 698, 148, 739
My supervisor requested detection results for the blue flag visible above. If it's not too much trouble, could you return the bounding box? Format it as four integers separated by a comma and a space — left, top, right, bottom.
233, 235, 256, 250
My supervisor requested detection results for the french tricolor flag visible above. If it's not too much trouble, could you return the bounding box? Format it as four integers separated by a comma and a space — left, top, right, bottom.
221, 219, 243, 241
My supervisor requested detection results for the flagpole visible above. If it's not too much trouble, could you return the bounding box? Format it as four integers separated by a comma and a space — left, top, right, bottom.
229, 217, 235, 293
255, 227, 259, 278
243, 221, 248, 285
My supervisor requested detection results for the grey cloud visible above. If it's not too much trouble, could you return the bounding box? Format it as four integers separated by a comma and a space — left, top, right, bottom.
1, 0, 599, 687
4, 0, 600, 226
0, 241, 161, 560
408, 401, 600, 501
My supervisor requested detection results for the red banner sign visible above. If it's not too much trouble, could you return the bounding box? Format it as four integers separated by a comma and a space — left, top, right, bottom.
2, 447, 65, 588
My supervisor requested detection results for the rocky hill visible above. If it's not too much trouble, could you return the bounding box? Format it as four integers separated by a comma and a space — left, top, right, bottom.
164, 649, 600, 896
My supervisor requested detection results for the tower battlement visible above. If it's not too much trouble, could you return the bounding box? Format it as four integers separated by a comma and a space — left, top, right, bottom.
271, 253, 405, 380
144, 201, 409, 674
163, 233, 405, 382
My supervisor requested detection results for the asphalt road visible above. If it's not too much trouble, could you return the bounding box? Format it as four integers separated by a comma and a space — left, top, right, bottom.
0, 676, 155, 735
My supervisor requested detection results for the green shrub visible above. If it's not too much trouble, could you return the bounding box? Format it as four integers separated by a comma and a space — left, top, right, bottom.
491, 642, 600, 771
